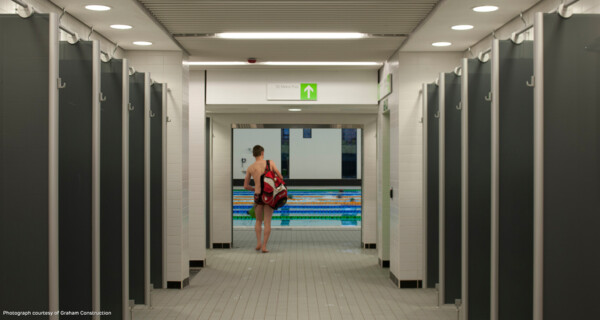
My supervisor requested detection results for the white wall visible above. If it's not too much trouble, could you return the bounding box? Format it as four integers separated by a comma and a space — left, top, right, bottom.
232, 129, 281, 180
232, 128, 362, 180
125, 51, 190, 284
206, 69, 377, 105
385, 51, 463, 284
209, 113, 377, 245
289, 129, 342, 179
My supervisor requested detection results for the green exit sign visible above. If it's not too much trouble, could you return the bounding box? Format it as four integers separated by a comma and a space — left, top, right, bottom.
300, 83, 317, 100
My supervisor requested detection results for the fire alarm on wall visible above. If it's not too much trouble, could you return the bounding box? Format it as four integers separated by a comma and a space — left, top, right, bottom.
247, 57, 257, 64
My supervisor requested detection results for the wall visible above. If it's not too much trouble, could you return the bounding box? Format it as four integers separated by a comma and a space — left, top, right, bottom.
232, 129, 281, 180
0, 0, 124, 58
289, 129, 342, 179
208, 113, 377, 245
125, 51, 190, 284
206, 69, 377, 105
231, 128, 362, 180
384, 51, 463, 284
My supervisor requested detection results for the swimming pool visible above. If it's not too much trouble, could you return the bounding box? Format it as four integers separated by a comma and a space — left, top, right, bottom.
233, 188, 361, 227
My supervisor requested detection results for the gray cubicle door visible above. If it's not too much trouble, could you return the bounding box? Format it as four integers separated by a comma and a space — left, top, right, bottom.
441, 72, 462, 305
150, 82, 165, 289
493, 39, 534, 320
533, 13, 600, 320
129, 72, 146, 305
58, 39, 100, 317
425, 83, 440, 289
100, 58, 129, 319
0, 13, 59, 316
464, 58, 491, 319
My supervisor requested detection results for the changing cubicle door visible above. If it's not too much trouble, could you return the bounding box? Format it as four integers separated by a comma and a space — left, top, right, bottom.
150, 82, 166, 289
462, 57, 492, 320
491, 39, 534, 320
533, 12, 600, 320
129, 71, 147, 305
0, 12, 59, 315
58, 39, 100, 317
100, 58, 130, 319
424, 82, 440, 289
438, 71, 462, 306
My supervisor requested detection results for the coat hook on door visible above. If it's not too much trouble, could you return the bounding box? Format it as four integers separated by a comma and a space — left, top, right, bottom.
434, 111, 440, 118
128, 103, 134, 111
485, 92, 492, 101
58, 77, 66, 89
526, 75, 535, 87
456, 102, 462, 110
150, 110, 156, 118
99, 92, 107, 102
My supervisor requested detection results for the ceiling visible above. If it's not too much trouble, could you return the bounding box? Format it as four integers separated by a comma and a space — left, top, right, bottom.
51, 0, 179, 51
50, 0, 545, 63
137, 0, 439, 62
402, 0, 540, 51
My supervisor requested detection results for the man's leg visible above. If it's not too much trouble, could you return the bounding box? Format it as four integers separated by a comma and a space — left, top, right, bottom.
255, 205, 264, 250
262, 205, 274, 253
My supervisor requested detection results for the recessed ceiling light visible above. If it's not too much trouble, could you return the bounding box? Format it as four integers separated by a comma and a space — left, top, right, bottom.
110, 24, 133, 30
85, 5, 111, 11
263, 61, 380, 66
473, 5, 499, 13
216, 32, 366, 39
432, 42, 452, 47
451, 25, 474, 31
133, 41, 152, 46
288, 108, 302, 112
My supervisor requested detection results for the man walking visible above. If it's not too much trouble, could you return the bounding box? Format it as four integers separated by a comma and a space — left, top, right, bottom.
243, 145, 284, 253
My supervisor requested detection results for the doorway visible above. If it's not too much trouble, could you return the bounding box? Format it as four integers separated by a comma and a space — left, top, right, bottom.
230, 124, 364, 248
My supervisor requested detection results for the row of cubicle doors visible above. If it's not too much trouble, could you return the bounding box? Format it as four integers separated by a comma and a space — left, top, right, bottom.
0, 13, 166, 320
423, 12, 599, 320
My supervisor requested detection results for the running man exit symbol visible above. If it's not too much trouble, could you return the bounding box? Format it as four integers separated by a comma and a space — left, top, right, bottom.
300, 83, 317, 100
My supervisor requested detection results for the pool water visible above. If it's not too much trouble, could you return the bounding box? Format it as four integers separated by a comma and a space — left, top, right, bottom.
233, 188, 361, 227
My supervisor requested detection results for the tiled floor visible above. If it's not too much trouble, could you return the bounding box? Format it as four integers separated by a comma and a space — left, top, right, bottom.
133, 230, 455, 320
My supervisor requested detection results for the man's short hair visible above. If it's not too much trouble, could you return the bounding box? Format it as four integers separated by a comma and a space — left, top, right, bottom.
253, 145, 264, 157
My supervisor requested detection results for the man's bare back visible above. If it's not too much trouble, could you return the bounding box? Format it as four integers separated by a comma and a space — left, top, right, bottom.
246, 159, 283, 195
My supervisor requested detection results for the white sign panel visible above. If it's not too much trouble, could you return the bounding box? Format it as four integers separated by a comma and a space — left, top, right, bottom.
267, 83, 301, 100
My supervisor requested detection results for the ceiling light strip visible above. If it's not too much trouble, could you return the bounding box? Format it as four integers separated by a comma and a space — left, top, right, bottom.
173, 33, 408, 38
186, 61, 381, 66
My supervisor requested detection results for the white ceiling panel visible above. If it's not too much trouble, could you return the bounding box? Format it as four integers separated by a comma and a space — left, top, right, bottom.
137, 0, 439, 61
180, 37, 405, 62
138, 0, 438, 34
